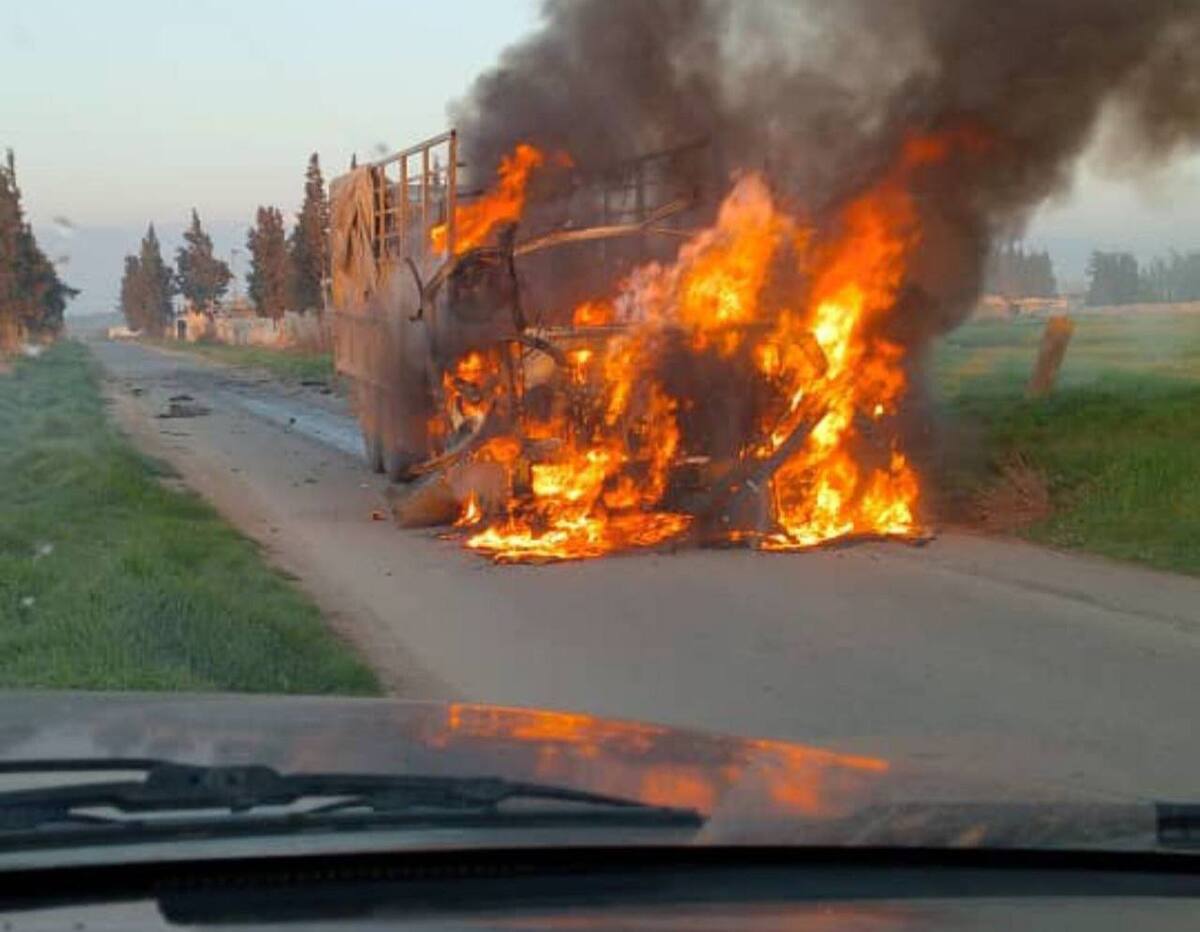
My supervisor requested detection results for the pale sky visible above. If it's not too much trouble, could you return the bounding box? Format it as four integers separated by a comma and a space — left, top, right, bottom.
2, 0, 1197, 311
3, 0, 541, 226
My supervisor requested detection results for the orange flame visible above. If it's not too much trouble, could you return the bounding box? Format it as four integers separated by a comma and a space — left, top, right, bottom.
572, 299, 615, 327
454, 492, 482, 527
464, 368, 691, 562
438, 130, 981, 561
430, 143, 546, 255
759, 135, 943, 549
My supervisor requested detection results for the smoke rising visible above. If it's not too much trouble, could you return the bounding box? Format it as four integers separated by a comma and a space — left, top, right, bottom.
451, 0, 1200, 336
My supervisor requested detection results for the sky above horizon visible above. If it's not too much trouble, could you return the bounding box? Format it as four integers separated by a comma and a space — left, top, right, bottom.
2, 0, 1198, 313
3, 0, 541, 227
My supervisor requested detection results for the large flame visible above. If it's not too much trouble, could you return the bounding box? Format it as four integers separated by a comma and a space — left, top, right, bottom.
430, 142, 546, 255
464, 334, 691, 562
756, 138, 941, 550
436, 131, 975, 562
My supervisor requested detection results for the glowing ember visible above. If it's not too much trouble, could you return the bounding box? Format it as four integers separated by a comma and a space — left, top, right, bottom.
429, 131, 975, 562
572, 300, 615, 327
430, 143, 546, 255
454, 492, 482, 527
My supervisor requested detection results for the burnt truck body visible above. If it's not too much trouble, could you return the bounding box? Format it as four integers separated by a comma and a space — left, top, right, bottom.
327, 129, 714, 485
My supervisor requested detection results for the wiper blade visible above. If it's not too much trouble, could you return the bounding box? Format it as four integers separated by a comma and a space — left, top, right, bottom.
1157, 803, 1200, 849
0, 758, 702, 831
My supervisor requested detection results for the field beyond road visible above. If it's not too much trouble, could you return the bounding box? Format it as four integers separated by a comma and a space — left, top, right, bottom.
0, 341, 378, 694
933, 309, 1200, 575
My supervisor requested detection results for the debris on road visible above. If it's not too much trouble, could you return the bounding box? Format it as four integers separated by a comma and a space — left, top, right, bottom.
157, 400, 211, 419
385, 472, 459, 528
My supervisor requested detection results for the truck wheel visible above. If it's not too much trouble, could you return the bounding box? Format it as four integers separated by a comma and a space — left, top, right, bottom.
384, 446, 423, 483
363, 429, 386, 473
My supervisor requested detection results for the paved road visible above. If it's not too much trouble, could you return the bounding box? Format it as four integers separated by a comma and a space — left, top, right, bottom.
91, 337, 1200, 799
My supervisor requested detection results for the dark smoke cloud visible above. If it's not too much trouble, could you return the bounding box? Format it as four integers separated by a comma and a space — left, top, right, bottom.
450, 0, 1200, 335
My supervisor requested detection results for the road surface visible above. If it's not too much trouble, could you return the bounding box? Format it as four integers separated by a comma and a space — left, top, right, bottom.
90, 337, 1200, 799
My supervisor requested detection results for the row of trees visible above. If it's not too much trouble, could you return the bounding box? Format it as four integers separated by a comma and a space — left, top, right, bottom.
0, 150, 76, 345
246, 153, 329, 318
981, 243, 1200, 307
1085, 250, 1200, 306
983, 242, 1057, 298
119, 153, 329, 333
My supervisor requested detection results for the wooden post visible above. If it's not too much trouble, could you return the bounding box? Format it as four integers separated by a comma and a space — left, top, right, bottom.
1027, 315, 1075, 398
635, 161, 646, 222
378, 165, 389, 260
371, 167, 382, 261
399, 154, 408, 258
446, 130, 458, 257
421, 148, 430, 245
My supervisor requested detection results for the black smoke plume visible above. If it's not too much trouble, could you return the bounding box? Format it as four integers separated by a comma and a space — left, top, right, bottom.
451, 0, 1200, 335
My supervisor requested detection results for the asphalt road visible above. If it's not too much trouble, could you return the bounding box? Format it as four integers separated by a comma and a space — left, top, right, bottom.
90, 337, 1200, 799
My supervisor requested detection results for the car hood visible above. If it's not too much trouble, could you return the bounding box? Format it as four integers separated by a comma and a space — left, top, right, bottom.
0, 692, 1161, 852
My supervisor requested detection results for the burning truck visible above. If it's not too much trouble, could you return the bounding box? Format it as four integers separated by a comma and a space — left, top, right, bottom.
322, 0, 1200, 564
327, 126, 947, 563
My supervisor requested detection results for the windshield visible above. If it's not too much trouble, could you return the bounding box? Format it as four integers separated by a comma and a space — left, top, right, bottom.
2, 0, 1199, 868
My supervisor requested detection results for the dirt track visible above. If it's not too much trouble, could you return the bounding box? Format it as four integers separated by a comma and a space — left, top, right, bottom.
90, 336, 1200, 799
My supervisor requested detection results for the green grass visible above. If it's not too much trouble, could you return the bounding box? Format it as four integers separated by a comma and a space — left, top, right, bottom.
932, 311, 1200, 574
0, 342, 379, 693
167, 341, 335, 384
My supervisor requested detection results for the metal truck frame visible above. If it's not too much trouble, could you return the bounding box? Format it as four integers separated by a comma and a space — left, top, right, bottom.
328, 130, 710, 487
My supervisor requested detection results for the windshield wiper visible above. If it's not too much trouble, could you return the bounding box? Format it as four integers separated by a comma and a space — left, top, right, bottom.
1157, 804, 1200, 849
0, 758, 703, 833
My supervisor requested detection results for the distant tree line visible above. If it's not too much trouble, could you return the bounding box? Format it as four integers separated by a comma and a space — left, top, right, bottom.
1085, 250, 1200, 306
118, 153, 329, 331
984, 242, 1058, 298
1133, 251, 1200, 303
0, 149, 77, 345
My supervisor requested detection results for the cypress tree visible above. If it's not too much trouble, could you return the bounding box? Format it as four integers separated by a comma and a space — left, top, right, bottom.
175, 209, 232, 310
136, 223, 175, 335
247, 206, 289, 319
288, 153, 329, 311
118, 254, 146, 331
0, 150, 75, 341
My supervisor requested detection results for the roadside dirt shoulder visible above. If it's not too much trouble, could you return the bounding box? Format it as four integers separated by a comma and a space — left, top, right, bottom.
99, 345, 456, 700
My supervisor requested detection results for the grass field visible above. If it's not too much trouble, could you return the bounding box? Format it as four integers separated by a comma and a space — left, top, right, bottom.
932, 310, 1200, 574
166, 341, 335, 384
0, 342, 379, 693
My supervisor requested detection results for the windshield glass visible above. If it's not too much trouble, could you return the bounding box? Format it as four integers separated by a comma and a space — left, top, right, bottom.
1, 0, 1199, 867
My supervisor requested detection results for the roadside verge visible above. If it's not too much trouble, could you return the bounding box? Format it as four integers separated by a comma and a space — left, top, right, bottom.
0, 341, 380, 694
